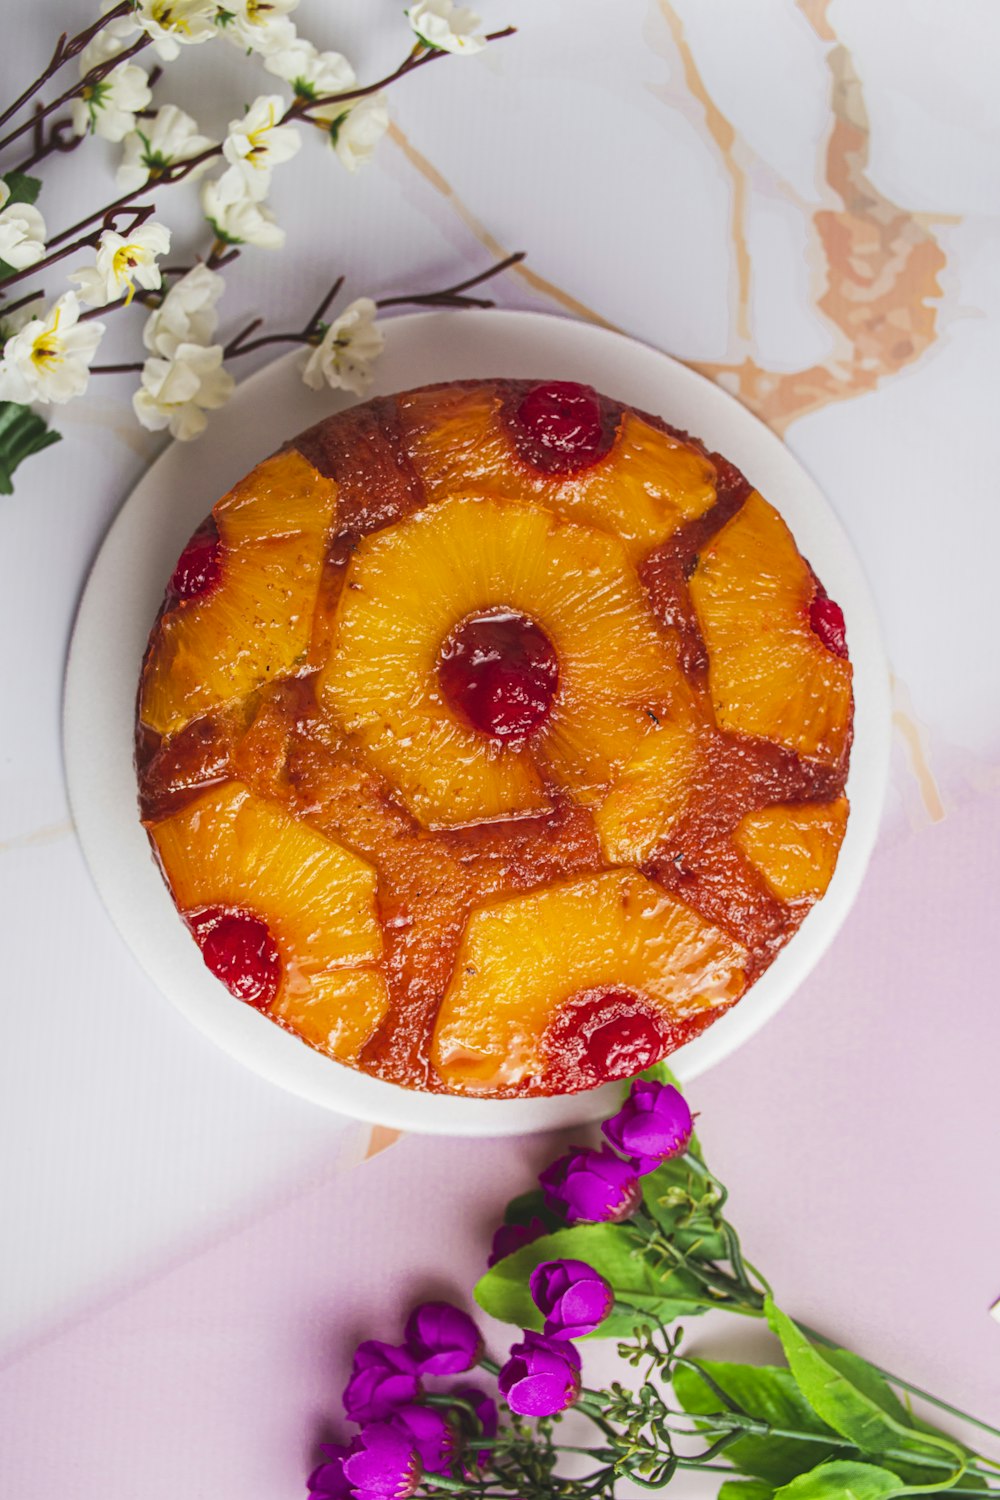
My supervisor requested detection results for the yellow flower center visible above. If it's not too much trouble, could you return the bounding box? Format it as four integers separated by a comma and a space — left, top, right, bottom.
31, 304, 63, 369
152, 4, 190, 35
246, 104, 277, 161
112, 243, 144, 304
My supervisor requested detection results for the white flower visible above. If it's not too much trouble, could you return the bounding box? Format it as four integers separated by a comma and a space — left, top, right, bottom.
218, 0, 298, 55
133, 342, 235, 440
222, 94, 301, 198
327, 93, 389, 173
301, 298, 384, 396
116, 106, 215, 192
406, 0, 486, 54
70, 30, 151, 142
264, 37, 356, 111
0, 192, 47, 271
69, 221, 172, 308
142, 264, 226, 357
0, 293, 105, 406
133, 0, 218, 61
201, 175, 284, 248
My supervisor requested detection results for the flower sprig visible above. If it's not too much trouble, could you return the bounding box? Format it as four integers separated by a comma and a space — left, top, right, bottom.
0, 0, 517, 493
313, 1071, 1000, 1500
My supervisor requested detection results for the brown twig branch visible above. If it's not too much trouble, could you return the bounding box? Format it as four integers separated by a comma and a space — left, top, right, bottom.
12, 114, 87, 176
0, 0, 133, 134
0, 33, 152, 157
0, 201, 157, 299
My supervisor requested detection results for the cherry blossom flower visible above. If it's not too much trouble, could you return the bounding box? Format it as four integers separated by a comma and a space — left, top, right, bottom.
0, 293, 105, 406
116, 105, 215, 192
0, 186, 47, 272
406, 0, 487, 55
201, 174, 285, 248
219, 0, 299, 56
327, 94, 389, 173
301, 298, 384, 395
142, 265, 226, 358
133, 341, 235, 440
222, 94, 301, 198
70, 30, 151, 142
132, 0, 218, 61
69, 222, 172, 308
264, 37, 356, 113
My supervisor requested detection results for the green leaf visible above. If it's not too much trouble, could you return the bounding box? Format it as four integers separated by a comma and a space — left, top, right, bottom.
672, 1361, 845, 1484
773, 1460, 908, 1499
474, 1223, 714, 1337
0, 402, 60, 495
719, 1484, 775, 1500
1, 171, 42, 206
764, 1300, 966, 1487
500, 1187, 560, 1231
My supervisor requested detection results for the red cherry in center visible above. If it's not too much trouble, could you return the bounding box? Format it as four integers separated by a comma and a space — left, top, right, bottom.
438, 609, 559, 742
189, 907, 281, 1009
809, 594, 848, 659
510, 381, 612, 474
168, 519, 222, 603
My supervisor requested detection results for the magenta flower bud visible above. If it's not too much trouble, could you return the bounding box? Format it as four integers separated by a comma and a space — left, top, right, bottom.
343, 1342, 420, 1422
404, 1301, 483, 1375
498, 1331, 582, 1417
446, 1382, 498, 1471
343, 1423, 422, 1500
308, 1443, 351, 1499
539, 1145, 641, 1224
602, 1079, 694, 1174
529, 1259, 613, 1339
388, 1404, 457, 1475
487, 1216, 549, 1268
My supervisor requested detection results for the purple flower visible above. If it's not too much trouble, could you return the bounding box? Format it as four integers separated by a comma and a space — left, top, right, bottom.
446, 1382, 498, 1445
308, 1444, 351, 1499
388, 1405, 456, 1475
498, 1331, 582, 1417
539, 1145, 641, 1224
404, 1301, 482, 1375
602, 1079, 694, 1174
342, 1423, 422, 1500
487, 1216, 549, 1268
529, 1259, 613, 1339
343, 1342, 420, 1423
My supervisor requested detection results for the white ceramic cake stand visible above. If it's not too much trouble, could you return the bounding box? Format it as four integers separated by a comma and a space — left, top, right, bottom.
64, 309, 891, 1135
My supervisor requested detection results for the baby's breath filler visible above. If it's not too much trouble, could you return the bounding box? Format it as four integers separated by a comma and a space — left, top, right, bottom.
0, 0, 515, 492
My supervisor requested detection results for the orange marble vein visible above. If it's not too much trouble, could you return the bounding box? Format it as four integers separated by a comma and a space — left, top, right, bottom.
657, 0, 753, 345
386, 122, 621, 332
694, 19, 947, 432
892, 678, 946, 825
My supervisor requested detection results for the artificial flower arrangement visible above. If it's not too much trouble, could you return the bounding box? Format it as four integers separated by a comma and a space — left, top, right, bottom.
312, 1069, 1000, 1500
0, 0, 515, 493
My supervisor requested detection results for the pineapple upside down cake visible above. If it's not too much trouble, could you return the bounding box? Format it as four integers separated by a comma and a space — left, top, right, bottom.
136, 379, 853, 1098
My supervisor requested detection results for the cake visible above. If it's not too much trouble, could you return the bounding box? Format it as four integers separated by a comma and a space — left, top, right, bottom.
136, 379, 853, 1097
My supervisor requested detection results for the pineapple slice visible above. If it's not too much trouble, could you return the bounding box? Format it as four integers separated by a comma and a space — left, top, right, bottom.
397, 384, 718, 561
689, 492, 853, 763
141, 451, 336, 738
431, 870, 746, 1092
273, 968, 390, 1063
149, 783, 385, 1057
320, 495, 682, 828
594, 698, 704, 865
734, 798, 849, 902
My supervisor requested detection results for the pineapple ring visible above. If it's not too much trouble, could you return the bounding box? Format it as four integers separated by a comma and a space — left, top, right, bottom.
140, 451, 337, 739
149, 783, 387, 1061
734, 799, 849, 903
432, 870, 747, 1093
320, 494, 687, 829
397, 383, 719, 562
689, 492, 853, 764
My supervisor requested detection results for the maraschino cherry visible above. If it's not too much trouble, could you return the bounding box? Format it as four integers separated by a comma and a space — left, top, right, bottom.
809, 594, 848, 659
168, 520, 222, 603
189, 908, 281, 1008
438, 609, 559, 742
510, 381, 613, 474
547, 989, 667, 1089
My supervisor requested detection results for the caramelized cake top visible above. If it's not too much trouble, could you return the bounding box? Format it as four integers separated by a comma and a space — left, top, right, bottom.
136, 380, 853, 1097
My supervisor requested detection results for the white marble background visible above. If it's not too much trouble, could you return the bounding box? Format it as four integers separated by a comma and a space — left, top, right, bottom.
1, 0, 999, 1479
